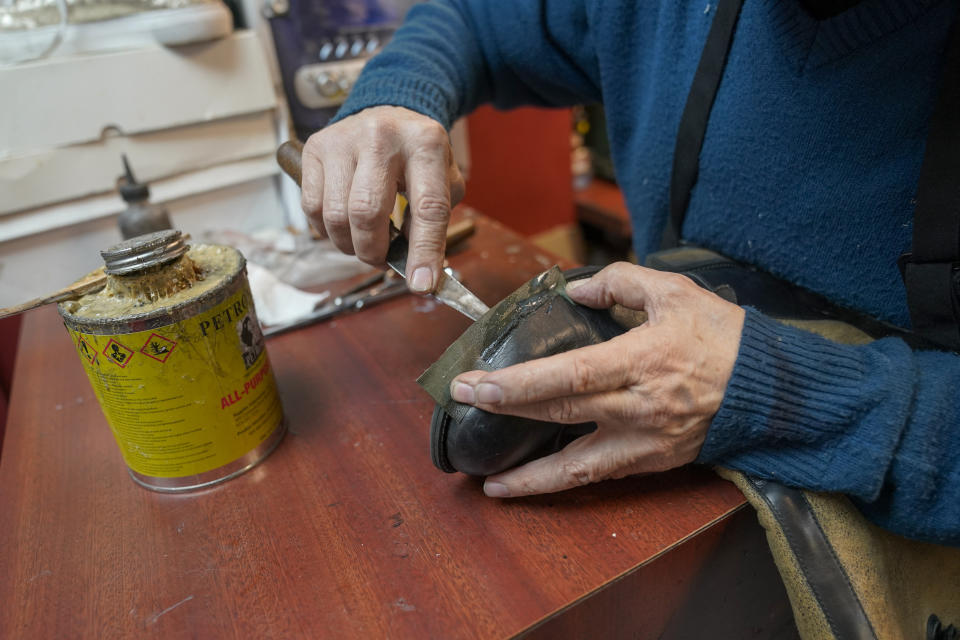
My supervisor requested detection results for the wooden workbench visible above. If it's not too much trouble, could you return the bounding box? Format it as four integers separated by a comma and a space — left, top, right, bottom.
0, 214, 796, 638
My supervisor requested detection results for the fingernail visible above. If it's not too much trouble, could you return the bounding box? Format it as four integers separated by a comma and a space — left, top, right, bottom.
450, 381, 475, 403
475, 383, 503, 404
484, 482, 510, 498
565, 279, 587, 293
410, 267, 433, 293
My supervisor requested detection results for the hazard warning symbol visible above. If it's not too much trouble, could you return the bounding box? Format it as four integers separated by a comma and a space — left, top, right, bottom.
140, 333, 176, 363
103, 339, 134, 368
76, 336, 97, 365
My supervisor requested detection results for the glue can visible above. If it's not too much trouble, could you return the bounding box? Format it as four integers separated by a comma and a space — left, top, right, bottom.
58, 230, 286, 492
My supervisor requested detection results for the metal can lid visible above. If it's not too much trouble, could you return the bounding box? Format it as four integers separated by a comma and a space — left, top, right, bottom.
101, 229, 188, 275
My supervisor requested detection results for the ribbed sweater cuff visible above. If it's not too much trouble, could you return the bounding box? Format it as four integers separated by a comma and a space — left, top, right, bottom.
330, 72, 458, 129
696, 308, 917, 500
697, 308, 868, 463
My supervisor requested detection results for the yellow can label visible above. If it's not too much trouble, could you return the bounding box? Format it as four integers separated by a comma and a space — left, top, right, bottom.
68, 286, 283, 478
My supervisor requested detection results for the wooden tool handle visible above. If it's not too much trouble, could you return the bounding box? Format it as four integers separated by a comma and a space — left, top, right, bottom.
0, 267, 107, 320
276, 139, 305, 187
445, 218, 476, 249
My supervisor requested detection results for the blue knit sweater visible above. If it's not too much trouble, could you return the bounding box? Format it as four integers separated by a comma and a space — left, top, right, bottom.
333, 0, 960, 545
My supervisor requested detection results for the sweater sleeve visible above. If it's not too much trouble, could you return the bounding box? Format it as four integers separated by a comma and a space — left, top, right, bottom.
697, 308, 960, 546
330, 0, 602, 129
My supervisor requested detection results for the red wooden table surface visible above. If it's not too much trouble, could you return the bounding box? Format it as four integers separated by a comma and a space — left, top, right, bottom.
0, 214, 795, 639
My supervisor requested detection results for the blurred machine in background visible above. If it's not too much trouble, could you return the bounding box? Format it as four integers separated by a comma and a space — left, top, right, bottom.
264, 0, 418, 140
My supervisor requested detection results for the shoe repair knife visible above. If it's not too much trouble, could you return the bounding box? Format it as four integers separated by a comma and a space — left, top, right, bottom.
277, 140, 490, 321
384, 226, 489, 320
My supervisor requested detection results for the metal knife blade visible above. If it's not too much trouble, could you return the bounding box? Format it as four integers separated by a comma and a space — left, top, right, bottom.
385, 228, 489, 321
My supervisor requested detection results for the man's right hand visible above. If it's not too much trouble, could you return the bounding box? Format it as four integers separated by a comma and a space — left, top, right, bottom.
300, 106, 466, 293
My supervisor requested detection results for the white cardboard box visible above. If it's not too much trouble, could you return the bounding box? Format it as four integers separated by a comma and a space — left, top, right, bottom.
1, 31, 275, 156
1, 111, 277, 215
0, 31, 277, 218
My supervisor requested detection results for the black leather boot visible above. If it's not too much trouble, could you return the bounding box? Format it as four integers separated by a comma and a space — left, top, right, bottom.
420, 266, 627, 476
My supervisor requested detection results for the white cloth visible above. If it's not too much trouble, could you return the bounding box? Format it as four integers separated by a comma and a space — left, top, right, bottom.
246, 262, 329, 327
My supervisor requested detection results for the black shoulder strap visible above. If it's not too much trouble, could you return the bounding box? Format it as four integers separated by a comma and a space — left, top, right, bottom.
666, 0, 960, 350
661, 0, 744, 250
900, 13, 960, 351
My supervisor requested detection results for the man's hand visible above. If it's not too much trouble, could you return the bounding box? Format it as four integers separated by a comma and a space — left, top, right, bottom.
449, 262, 746, 497
301, 106, 466, 292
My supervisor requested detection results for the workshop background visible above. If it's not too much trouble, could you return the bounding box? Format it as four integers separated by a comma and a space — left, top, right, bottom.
0, 0, 631, 449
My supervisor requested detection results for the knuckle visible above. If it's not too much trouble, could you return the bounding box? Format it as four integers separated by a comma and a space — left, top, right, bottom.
323, 209, 350, 236
303, 130, 326, 153
545, 398, 580, 424
324, 204, 348, 225
661, 271, 694, 294
347, 189, 376, 212
409, 133, 449, 161
415, 120, 448, 146
352, 213, 384, 233
560, 457, 595, 486
410, 234, 445, 258
593, 262, 635, 298
645, 403, 673, 430
612, 396, 642, 424
304, 131, 338, 162
301, 192, 322, 217
606, 261, 636, 280
362, 116, 396, 141
414, 195, 451, 223
516, 477, 541, 496
363, 122, 402, 159
569, 355, 600, 394
348, 192, 385, 229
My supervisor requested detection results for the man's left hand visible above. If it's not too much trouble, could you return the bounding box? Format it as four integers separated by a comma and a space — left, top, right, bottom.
449, 262, 746, 498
